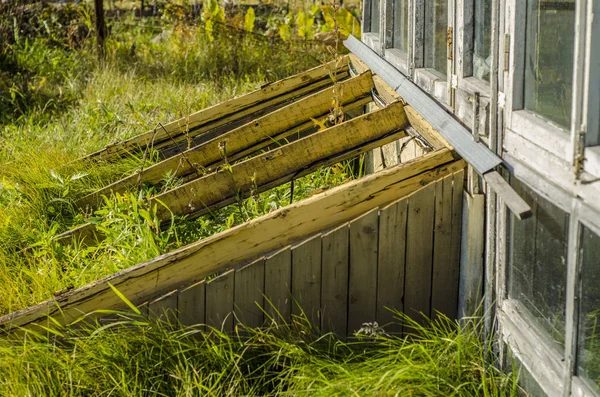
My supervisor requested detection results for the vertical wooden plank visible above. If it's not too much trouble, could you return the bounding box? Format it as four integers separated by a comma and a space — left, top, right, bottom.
348, 208, 379, 334
205, 270, 234, 333
148, 290, 178, 324
178, 280, 205, 327
458, 192, 485, 319
321, 224, 349, 336
234, 258, 265, 329
431, 174, 457, 320
264, 247, 292, 324
377, 198, 408, 335
404, 183, 436, 326
291, 234, 322, 327
449, 169, 465, 309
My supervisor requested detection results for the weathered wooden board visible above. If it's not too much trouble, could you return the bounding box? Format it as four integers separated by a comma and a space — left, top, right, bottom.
291, 234, 322, 327
449, 170, 465, 318
59, 100, 408, 245
205, 270, 234, 333
483, 171, 531, 220
78, 71, 374, 209
148, 101, 407, 222
404, 183, 436, 326
371, 73, 451, 152
264, 247, 292, 324
177, 280, 205, 327
78, 58, 350, 163
321, 224, 349, 335
348, 208, 379, 334
234, 258, 265, 328
377, 197, 408, 334
1, 150, 463, 332
148, 290, 178, 324
457, 191, 485, 319
431, 174, 456, 320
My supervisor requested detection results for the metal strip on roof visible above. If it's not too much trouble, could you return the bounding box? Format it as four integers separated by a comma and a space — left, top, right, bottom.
344, 35, 502, 175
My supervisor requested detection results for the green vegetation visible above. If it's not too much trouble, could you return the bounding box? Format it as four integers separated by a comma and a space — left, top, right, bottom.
0, 308, 521, 396
0, 4, 524, 396
0, 1, 357, 315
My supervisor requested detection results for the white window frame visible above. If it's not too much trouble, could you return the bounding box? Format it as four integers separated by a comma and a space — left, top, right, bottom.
495, 159, 600, 396
362, 0, 382, 54
502, 0, 600, 212
412, 0, 452, 105
382, 0, 412, 76
454, 0, 496, 143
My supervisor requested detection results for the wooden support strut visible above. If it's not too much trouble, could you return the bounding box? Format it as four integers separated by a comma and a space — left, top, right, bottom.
77, 71, 375, 210
1, 149, 465, 333
58, 100, 409, 246
77, 58, 350, 164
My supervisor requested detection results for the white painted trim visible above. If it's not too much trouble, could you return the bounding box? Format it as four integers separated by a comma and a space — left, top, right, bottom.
510, 110, 572, 162
502, 152, 573, 213
499, 300, 566, 397
414, 68, 450, 106
363, 33, 382, 55
563, 200, 582, 397
579, 204, 600, 238
383, 48, 410, 76
571, 376, 600, 397
584, 146, 600, 177
503, 134, 600, 213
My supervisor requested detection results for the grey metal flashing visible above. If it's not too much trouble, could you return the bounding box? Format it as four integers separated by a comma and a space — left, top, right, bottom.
344, 35, 502, 174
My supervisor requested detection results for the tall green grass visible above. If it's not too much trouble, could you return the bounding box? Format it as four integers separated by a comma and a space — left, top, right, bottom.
0, 5, 337, 315
0, 309, 522, 396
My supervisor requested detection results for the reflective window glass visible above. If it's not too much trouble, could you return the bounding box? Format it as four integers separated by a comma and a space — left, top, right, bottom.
393, 0, 409, 52
371, 0, 380, 34
524, 0, 576, 129
424, 0, 448, 76
577, 225, 600, 390
507, 176, 569, 349
473, 0, 492, 82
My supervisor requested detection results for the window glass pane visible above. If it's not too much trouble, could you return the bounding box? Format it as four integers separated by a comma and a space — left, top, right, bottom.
577, 225, 600, 390
424, 0, 448, 76
507, 176, 568, 349
524, 0, 575, 129
473, 0, 492, 82
393, 0, 409, 52
371, 0, 380, 34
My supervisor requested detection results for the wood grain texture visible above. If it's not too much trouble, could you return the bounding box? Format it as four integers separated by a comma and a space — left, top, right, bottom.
377, 197, 408, 334
234, 258, 265, 328
404, 183, 435, 326
178, 280, 206, 327
449, 170, 465, 317
61, 100, 408, 245
205, 270, 234, 332
264, 247, 292, 324
77, 58, 349, 163
148, 290, 178, 324
78, 71, 374, 209
1, 150, 463, 333
321, 224, 349, 336
291, 234, 322, 327
348, 208, 379, 333
431, 174, 456, 320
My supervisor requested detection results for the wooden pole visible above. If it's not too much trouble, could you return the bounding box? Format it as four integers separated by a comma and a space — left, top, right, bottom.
94, 0, 106, 59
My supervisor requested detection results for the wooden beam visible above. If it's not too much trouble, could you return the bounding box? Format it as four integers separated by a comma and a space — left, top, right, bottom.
1, 150, 465, 333
371, 74, 452, 151
483, 170, 532, 220
59, 100, 407, 245
77, 58, 350, 163
77, 71, 375, 210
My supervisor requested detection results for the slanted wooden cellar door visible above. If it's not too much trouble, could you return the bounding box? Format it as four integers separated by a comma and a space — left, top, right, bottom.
0, 58, 466, 338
